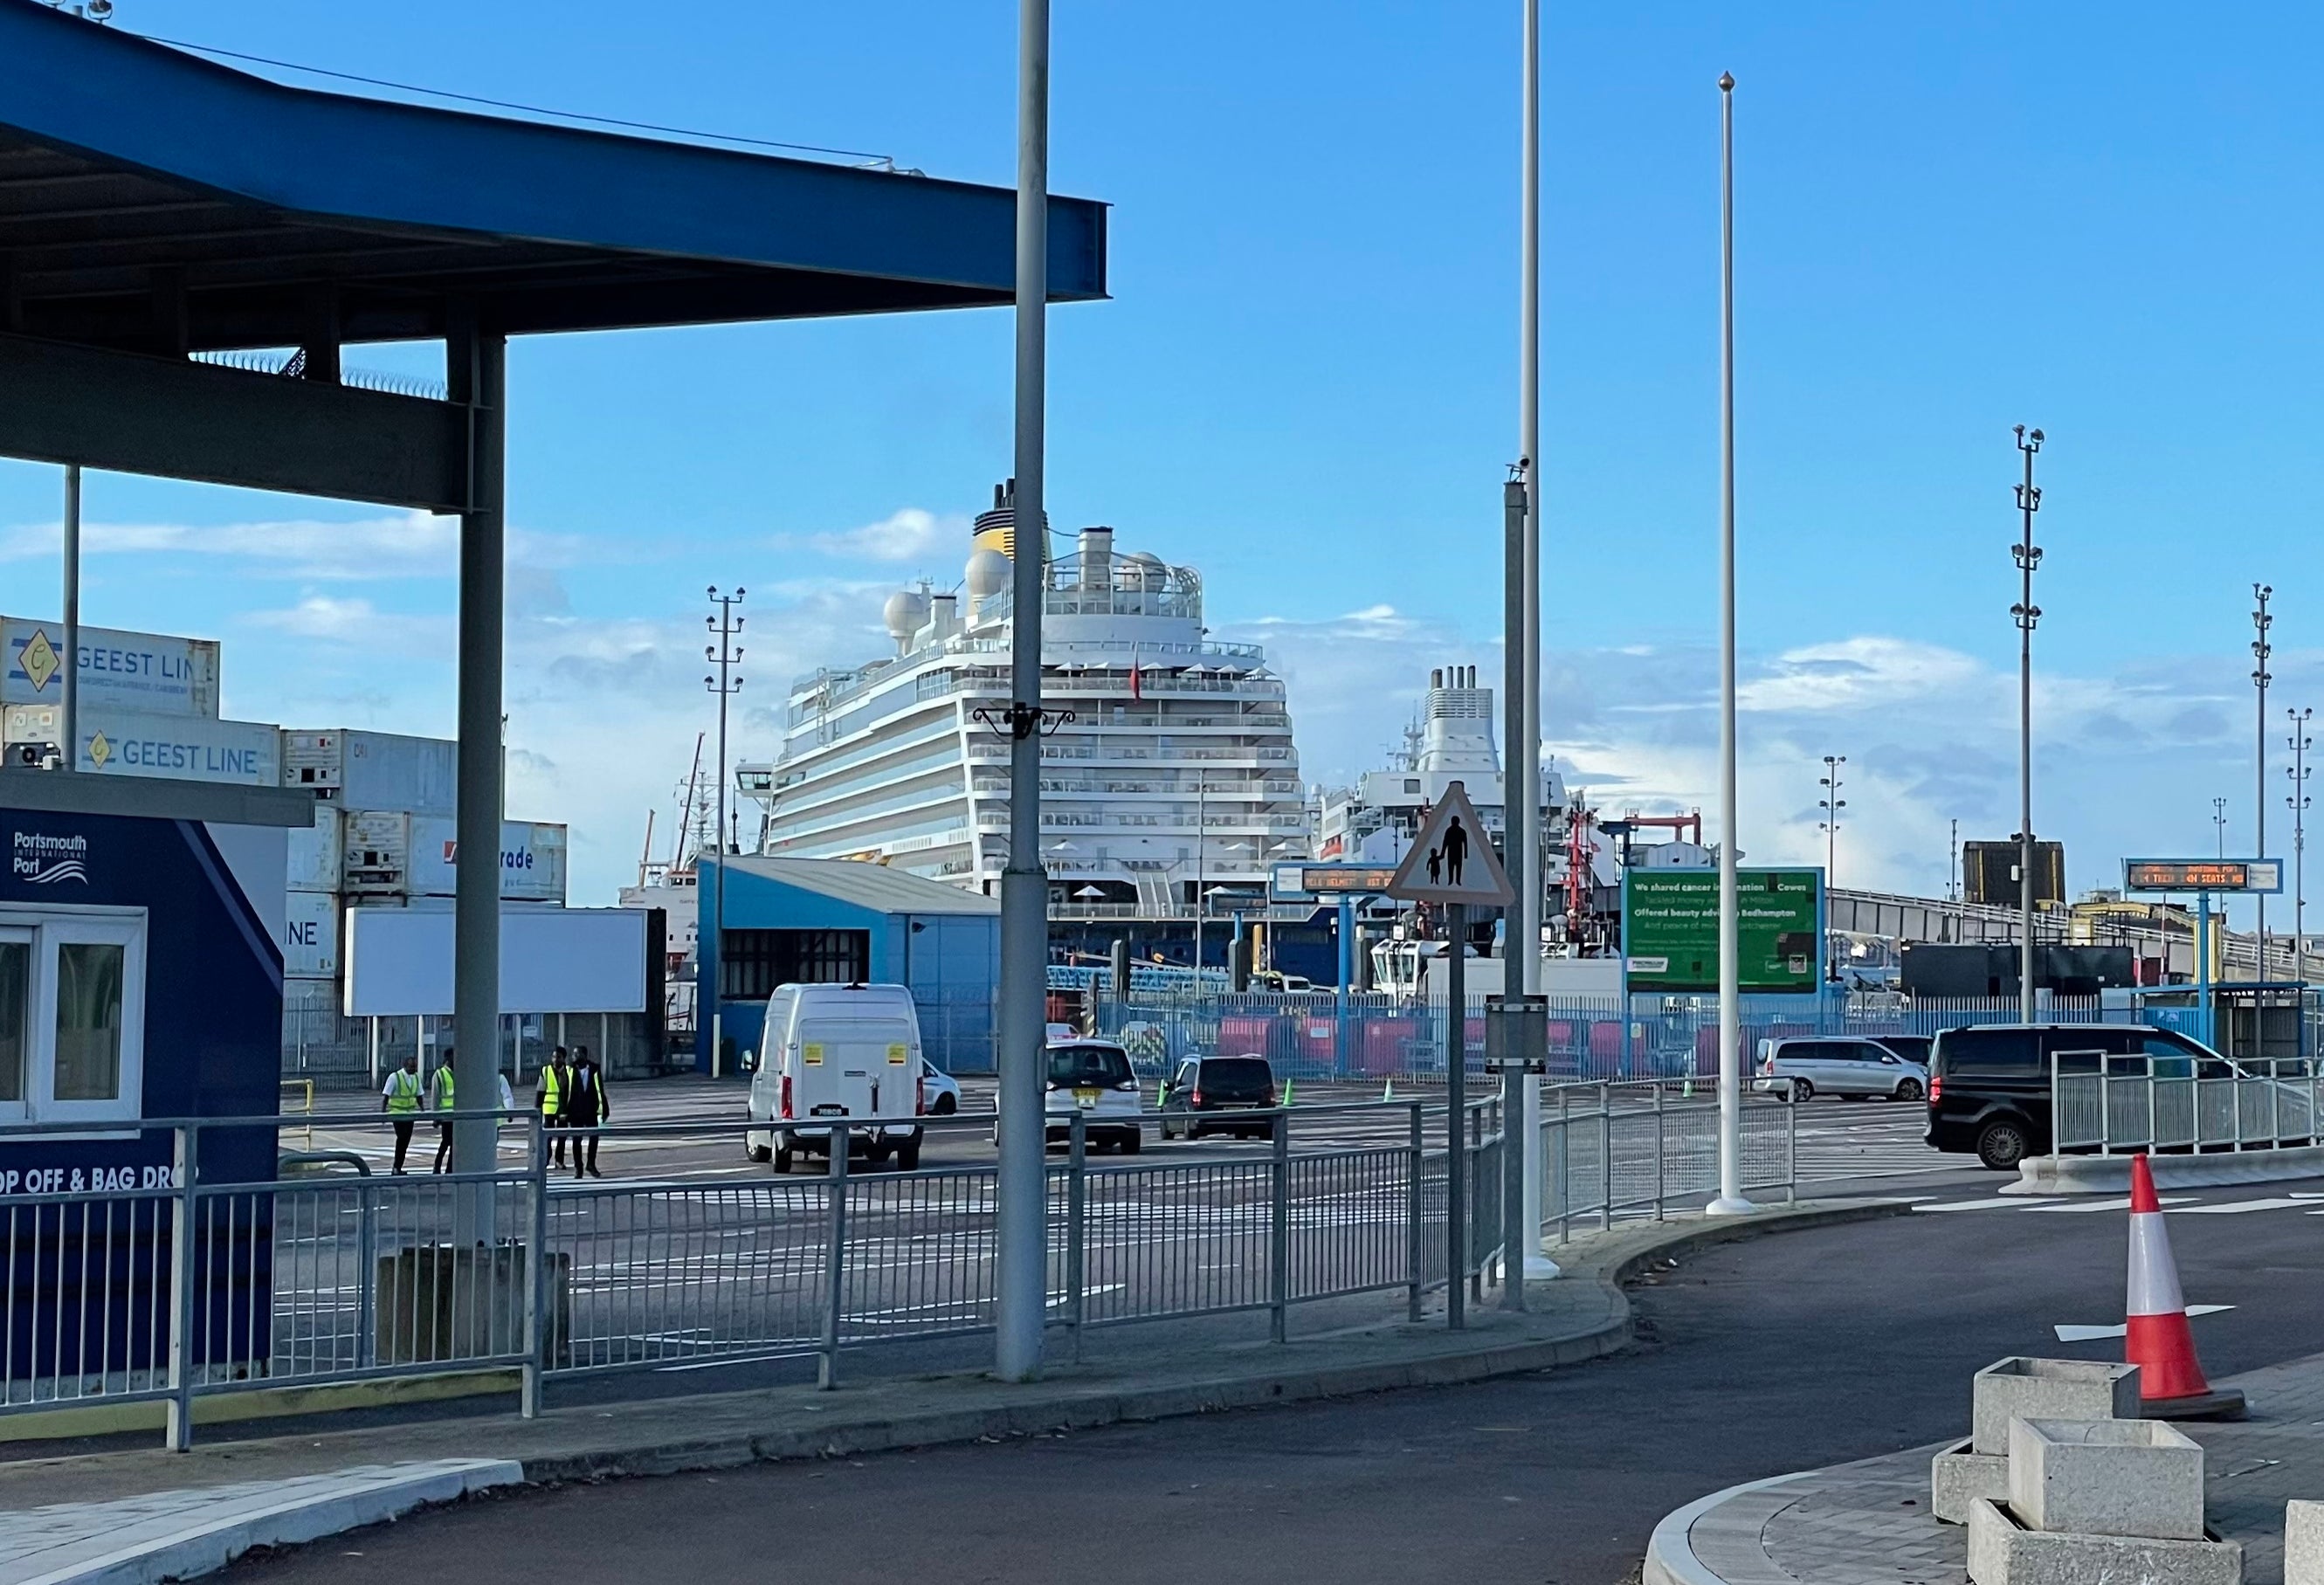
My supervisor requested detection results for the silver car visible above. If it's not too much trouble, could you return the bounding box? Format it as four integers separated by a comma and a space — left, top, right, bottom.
1752, 1037, 1928, 1102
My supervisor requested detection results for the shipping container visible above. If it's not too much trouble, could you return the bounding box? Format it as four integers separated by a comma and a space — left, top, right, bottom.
280, 729, 458, 817
2, 617, 220, 717
341, 810, 411, 896
282, 891, 342, 978
407, 817, 569, 903
2, 703, 279, 786
285, 803, 343, 892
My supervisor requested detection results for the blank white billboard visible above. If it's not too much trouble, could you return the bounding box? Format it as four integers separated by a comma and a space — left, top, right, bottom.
343, 906, 648, 1016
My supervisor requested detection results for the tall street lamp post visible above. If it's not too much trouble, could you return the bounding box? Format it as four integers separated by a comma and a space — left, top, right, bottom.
2290, 707, 2313, 976
1707, 71, 1751, 1216
2010, 426, 2045, 1023
1818, 755, 1845, 980
2253, 585, 2273, 977
705, 588, 744, 1079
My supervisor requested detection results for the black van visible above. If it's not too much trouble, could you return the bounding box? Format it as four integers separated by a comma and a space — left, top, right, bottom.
1926, 1023, 2221, 1169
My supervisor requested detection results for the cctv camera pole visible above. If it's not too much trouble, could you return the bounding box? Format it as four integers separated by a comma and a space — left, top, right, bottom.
2011, 427, 2043, 1022
707, 589, 745, 1078
1707, 72, 1750, 1216
994, 0, 1052, 1384
59, 465, 79, 771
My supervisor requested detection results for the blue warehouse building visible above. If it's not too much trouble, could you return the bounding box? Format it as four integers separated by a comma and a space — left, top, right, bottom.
698, 858, 1000, 1075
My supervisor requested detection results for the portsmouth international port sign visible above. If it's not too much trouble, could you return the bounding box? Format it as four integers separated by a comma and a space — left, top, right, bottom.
1623, 867, 1823, 995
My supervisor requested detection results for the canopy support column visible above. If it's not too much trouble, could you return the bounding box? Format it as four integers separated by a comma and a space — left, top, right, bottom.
451, 310, 506, 1182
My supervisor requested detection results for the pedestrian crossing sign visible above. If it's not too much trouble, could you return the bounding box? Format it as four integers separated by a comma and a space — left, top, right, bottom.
1385, 780, 1514, 907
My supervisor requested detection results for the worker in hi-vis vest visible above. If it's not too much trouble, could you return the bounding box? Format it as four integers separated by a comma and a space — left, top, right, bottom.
537, 1045, 571, 1168
430, 1048, 458, 1174
381, 1053, 424, 1175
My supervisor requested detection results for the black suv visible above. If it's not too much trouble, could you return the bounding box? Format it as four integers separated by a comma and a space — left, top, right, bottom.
1158, 1054, 1278, 1141
1926, 1023, 2218, 1170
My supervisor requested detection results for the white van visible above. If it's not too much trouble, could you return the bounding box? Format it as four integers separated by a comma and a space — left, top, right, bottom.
744, 982, 927, 1172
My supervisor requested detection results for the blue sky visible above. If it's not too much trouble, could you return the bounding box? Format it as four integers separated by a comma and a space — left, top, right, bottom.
3, 1, 2321, 920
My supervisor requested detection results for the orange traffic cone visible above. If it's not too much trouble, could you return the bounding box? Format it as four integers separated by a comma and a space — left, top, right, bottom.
2125, 1154, 2245, 1419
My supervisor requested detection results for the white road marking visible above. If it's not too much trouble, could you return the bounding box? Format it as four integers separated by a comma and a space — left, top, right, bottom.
2170, 1197, 2318, 1214
2029, 1196, 2198, 1213
2054, 1304, 2234, 1341
1914, 1196, 2065, 1212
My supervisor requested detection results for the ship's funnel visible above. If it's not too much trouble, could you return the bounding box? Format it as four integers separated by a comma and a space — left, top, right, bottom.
971, 478, 1050, 561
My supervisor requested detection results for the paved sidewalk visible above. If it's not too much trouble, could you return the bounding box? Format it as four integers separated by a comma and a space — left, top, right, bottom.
0, 1200, 1899, 1584
0, 1461, 519, 1585
1646, 1351, 2324, 1585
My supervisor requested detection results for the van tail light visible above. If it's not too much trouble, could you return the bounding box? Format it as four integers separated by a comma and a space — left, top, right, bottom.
1267, 1085, 1279, 1106
916, 1076, 927, 1116
780, 1074, 794, 1120
1928, 1074, 1943, 1102
1758, 1056, 1774, 1075
1190, 1089, 1203, 1107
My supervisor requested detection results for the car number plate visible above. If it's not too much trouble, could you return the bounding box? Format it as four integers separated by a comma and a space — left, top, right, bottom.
1073, 1088, 1099, 1107
811, 1104, 847, 1117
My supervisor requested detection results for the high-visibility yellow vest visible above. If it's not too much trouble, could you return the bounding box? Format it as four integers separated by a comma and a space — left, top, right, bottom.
431, 1067, 455, 1111
539, 1066, 564, 1113
385, 1070, 424, 1114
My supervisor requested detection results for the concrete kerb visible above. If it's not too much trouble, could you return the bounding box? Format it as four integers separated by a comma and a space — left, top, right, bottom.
2006, 1146, 2324, 1195
0, 1197, 1909, 1585
1645, 1472, 1815, 1585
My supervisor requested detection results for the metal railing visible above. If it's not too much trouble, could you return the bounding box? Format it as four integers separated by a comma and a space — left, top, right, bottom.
2052, 1051, 2322, 1154
0, 1085, 1791, 1449
1540, 1082, 1796, 1237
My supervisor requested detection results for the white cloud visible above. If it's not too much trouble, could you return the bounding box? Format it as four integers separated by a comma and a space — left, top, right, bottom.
782, 507, 967, 565
0, 511, 583, 582
1223, 603, 2309, 903
1737, 637, 1984, 713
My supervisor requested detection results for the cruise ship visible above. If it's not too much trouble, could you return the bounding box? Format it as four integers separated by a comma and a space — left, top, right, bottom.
737, 488, 1308, 935
1314, 664, 1570, 873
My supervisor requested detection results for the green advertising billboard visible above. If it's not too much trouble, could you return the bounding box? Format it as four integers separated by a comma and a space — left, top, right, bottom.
1623, 868, 1824, 995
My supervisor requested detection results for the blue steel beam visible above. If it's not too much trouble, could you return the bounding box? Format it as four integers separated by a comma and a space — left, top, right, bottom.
0, 0, 1106, 340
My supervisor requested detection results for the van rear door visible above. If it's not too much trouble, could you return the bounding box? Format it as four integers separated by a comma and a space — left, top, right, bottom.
795, 1018, 917, 1120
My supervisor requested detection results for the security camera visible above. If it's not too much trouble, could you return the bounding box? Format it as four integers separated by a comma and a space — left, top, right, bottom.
86, 0, 114, 18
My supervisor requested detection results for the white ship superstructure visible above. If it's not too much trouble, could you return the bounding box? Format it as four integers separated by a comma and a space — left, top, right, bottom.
739, 488, 1306, 917
1314, 665, 1569, 872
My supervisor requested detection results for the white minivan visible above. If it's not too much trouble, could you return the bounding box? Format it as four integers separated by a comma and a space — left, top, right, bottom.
745, 982, 927, 1172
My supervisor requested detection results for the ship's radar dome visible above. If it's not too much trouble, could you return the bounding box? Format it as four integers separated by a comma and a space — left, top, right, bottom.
882, 588, 931, 641
965, 546, 1011, 598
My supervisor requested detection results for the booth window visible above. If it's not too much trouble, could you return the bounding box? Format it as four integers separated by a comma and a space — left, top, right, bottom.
0, 939, 25, 1104
53, 942, 124, 1102
721, 928, 870, 997
0, 912, 145, 1122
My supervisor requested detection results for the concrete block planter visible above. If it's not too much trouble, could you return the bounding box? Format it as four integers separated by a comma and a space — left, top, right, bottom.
1968, 1498, 2242, 1585
1933, 1438, 2009, 1526
2008, 1416, 2205, 1540
1971, 1357, 2142, 1457
2289, 1500, 2322, 1585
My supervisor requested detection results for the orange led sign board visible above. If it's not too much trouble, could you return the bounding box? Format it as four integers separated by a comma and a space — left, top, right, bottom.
2123, 859, 2282, 894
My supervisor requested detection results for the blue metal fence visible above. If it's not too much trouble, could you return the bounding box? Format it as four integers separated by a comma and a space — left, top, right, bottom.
1083, 990, 2142, 1085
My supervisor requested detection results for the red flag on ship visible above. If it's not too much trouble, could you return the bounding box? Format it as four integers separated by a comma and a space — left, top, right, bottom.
1129, 648, 1141, 701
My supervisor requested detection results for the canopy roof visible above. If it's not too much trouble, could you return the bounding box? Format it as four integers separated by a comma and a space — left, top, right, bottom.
0, 1, 1108, 351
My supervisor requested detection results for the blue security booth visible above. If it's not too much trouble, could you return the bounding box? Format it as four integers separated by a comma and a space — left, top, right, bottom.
0, 772, 308, 1395
699, 858, 1001, 1075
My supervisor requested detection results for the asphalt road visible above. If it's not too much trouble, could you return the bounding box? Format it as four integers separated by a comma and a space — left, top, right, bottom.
230, 1175, 2324, 1585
